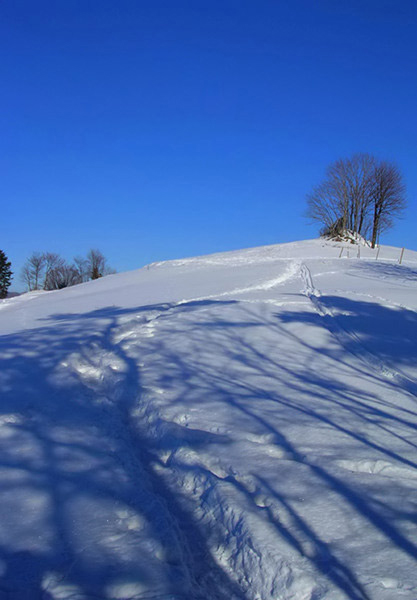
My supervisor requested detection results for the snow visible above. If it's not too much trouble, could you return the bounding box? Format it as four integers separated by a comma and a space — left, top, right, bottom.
1, 238, 417, 599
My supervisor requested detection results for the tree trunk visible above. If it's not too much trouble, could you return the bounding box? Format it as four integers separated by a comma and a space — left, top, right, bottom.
371, 206, 379, 249
358, 210, 364, 235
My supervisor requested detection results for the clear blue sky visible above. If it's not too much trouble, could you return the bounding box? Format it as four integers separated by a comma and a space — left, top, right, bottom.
1, 0, 416, 290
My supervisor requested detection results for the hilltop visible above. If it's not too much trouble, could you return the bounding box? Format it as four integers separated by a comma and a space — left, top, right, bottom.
0, 239, 417, 600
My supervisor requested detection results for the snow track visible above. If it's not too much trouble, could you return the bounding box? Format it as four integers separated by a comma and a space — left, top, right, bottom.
176, 259, 300, 305
1, 239, 417, 600
300, 262, 417, 398
65, 314, 247, 600
101, 310, 324, 600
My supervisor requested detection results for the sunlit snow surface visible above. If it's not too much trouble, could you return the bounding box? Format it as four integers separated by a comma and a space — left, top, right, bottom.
1, 239, 417, 599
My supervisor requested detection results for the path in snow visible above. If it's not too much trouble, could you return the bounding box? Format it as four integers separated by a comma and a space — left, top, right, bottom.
299, 262, 417, 398
1, 240, 417, 599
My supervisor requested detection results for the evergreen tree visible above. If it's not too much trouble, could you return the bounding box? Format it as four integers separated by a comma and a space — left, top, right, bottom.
0, 250, 12, 298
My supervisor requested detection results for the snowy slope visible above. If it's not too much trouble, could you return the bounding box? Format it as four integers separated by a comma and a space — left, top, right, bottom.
1, 238, 417, 600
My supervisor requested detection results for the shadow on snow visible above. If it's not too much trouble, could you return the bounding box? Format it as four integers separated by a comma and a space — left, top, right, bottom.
0, 294, 417, 598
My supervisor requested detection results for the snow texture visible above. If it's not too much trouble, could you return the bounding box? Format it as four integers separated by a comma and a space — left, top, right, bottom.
0, 238, 417, 599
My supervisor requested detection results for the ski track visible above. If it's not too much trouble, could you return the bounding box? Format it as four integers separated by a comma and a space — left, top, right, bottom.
131, 315, 323, 599
299, 262, 417, 398
71, 314, 249, 600
102, 268, 417, 600
175, 259, 301, 305
3, 247, 417, 599
64, 298, 327, 600
75, 261, 378, 600
65, 319, 244, 600
68, 259, 416, 599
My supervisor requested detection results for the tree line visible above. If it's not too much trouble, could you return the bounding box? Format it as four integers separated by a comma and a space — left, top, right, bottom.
306, 153, 406, 247
21, 249, 114, 292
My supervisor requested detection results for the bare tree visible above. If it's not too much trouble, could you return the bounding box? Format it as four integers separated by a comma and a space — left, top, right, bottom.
21, 252, 46, 291
370, 162, 406, 248
21, 264, 33, 292
21, 249, 115, 292
306, 180, 343, 236
43, 253, 65, 290
345, 154, 375, 235
86, 249, 112, 280
47, 262, 81, 289
307, 154, 376, 237
73, 256, 89, 283
307, 154, 405, 244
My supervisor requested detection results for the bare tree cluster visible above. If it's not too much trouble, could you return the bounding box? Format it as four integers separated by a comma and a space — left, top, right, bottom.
21, 249, 114, 292
306, 154, 406, 247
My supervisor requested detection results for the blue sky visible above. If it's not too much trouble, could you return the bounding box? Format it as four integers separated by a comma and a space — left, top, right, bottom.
1, 1, 416, 290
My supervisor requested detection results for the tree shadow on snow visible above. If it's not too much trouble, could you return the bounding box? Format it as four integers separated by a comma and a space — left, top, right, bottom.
278, 294, 417, 396
104, 297, 417, 598
351, 260, 417, 284
0, 300, 245, 600
1, 295, 417, 598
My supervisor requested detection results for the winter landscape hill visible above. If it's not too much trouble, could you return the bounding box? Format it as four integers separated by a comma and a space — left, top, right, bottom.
1, 238, 417, 600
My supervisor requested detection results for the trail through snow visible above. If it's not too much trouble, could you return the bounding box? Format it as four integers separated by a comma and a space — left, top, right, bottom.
300, 262, 417, 397
1, 239, 417, 599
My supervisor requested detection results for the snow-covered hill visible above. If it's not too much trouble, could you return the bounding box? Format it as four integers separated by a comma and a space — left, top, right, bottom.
1, 238, 417, 600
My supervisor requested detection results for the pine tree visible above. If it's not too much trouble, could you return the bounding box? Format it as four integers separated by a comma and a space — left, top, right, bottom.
0, 250, 13, 298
